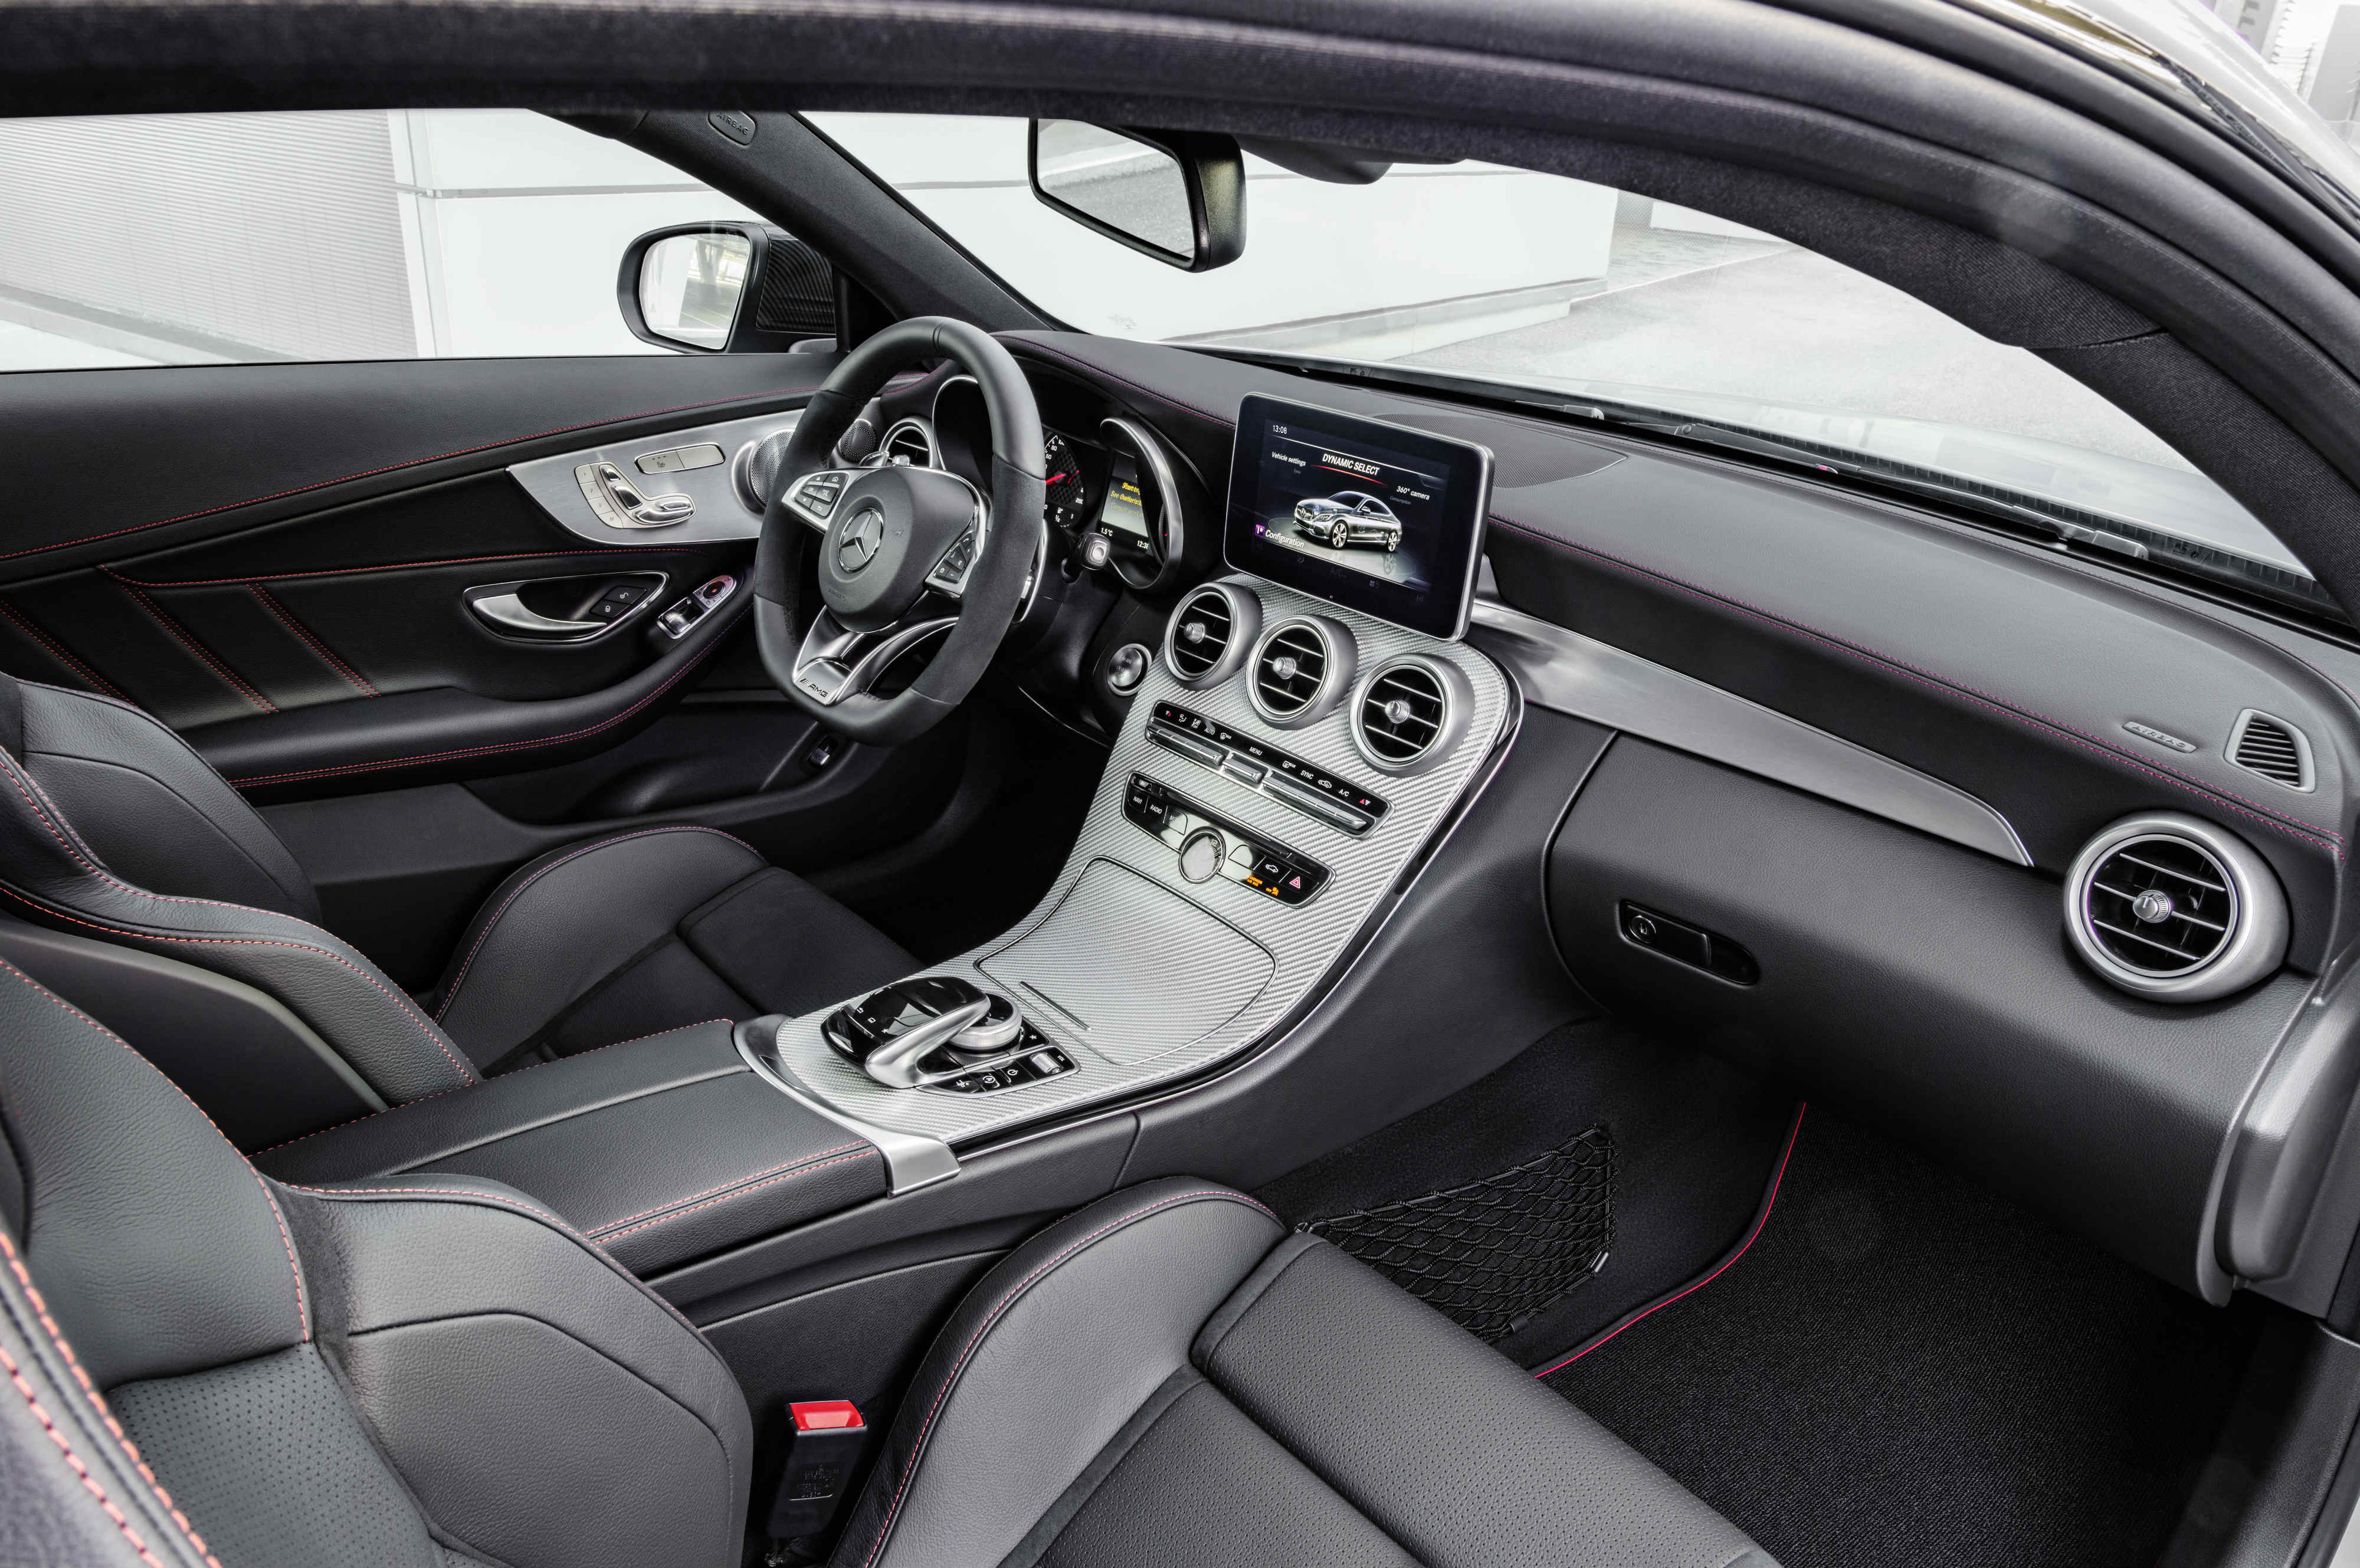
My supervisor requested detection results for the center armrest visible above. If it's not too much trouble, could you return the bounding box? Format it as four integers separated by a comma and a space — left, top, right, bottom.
255, 1021, 889, 1274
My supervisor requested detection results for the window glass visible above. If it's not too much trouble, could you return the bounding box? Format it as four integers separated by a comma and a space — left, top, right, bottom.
814, 111, 2303, 582
0, 110, 759, 370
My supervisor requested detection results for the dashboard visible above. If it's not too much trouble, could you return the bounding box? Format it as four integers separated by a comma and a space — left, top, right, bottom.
509, 324, 2360, 1321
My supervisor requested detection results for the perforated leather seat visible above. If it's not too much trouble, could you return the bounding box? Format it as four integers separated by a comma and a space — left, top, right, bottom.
0, 671, 914, 1094
0, 946, 1774, 1567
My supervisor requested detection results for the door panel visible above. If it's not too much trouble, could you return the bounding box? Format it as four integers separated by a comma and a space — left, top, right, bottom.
0, 350, 982, 981
0, 353, 840, 578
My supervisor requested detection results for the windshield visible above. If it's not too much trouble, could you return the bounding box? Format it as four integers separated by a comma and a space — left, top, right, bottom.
812, 111, 2309, 595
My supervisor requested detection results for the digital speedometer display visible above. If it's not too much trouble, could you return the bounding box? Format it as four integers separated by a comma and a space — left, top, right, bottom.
1043, 431, 1094, 531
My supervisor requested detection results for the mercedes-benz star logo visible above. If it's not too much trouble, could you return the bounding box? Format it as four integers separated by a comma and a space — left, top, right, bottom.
837, 505, 886, 575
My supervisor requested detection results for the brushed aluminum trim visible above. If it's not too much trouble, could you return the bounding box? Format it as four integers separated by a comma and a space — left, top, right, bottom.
1468, 598, 2031, 866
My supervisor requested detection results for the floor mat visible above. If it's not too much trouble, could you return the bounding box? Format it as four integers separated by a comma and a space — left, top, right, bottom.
1545, 1108, 2263, 1568
1258, 1016, 1796, 1367
1303, 1125, 1616, 1341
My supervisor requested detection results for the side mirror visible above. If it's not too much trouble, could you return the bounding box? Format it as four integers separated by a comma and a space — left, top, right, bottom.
1028, 121, 1244, 272
617, 222, 837, 353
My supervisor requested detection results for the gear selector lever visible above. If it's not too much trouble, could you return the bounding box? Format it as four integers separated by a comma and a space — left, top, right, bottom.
822, 976, 1073, 1092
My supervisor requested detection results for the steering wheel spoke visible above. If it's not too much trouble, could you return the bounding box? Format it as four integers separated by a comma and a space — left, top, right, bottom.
791, 608, 958, 707
783, 468, 861, 533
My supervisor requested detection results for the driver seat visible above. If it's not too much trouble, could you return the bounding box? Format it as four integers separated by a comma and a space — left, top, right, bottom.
0, 670, 915, 1098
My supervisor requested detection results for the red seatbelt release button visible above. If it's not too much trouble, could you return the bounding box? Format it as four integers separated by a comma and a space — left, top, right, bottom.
769, 1400, 868, 1541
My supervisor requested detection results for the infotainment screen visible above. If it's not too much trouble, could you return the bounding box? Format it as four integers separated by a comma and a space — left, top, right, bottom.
1222, 395, 1493, 639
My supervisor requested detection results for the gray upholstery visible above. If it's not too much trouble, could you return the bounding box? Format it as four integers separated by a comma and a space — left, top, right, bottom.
0, 671, 912, 1113
0, 953, 753, 1568
836, 1179, 1776, 1568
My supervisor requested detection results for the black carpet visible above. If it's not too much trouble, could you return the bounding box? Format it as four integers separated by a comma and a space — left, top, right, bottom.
1258, 1016, 1797, 1367
1545, 1109, 2263, 1568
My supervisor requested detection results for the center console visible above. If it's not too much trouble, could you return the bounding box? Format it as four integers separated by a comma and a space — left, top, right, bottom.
743, 396, 1510, 1169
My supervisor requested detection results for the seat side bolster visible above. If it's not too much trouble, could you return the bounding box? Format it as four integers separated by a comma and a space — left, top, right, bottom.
837, 1179, 1285, 1568
1198, 1237, 1776, 1568
0, 739, 474, 1102
19, 680, 320, 921
432, 826, 766, 1057
281, 1173, 751, 1568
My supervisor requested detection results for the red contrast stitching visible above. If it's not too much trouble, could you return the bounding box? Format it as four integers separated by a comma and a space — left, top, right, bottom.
437, 827, 757, 1021
1490, 513, 2346, 861
227, 626, 728, 789
113, 547, 690, 591
249, 585, 376, 697
250, 1179, 310, 1344
250, 1017, 735, 1157
0, 954, 314, 1360
102, 570, 275, 715
0, 1232, 224, 1568
1018, 334, 2347, 862
1531, 1104, 1807, 1379
588, 1144, 873, 1241
0, 603, 130, 703
281, 1181, 707, 1338
0, 748, 476, 1085
862, 1190, 1277, 1568
5, 383, 828, 566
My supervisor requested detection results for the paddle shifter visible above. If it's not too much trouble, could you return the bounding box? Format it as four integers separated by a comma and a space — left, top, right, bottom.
821, 976, 1074, 1093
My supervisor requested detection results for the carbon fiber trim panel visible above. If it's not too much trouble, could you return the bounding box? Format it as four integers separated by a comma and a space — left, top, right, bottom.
768, 574, 1510, 1142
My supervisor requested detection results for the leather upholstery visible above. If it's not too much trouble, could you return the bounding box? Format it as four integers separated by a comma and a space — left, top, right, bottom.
431, 826, 914, 1070
0, 960, 1768, 1567
0, 670, 913, 1123
260, 1021, 892, 1278
0, 954, 752, 1567
835, 1177, 1775, 1568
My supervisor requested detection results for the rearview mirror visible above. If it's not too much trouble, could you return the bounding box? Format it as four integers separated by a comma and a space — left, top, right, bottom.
1028, 121, 1244, 272
617, 222, 838, 353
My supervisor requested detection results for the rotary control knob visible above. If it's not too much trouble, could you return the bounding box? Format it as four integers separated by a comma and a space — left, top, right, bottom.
1106, 642, 1150, 694
1079, 533, 1114, 570
1178, 826, 1225, 883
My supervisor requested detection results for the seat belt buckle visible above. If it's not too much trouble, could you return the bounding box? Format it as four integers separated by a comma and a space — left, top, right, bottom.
768, 1399, 867, 1542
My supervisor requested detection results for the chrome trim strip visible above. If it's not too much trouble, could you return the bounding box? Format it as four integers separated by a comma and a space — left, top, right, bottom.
733, 1017, 959, 1194
1469, 599, 2032, 866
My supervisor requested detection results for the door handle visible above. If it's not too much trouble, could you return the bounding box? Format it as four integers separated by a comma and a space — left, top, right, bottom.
468, 593, 607, 638
464, 572, 668, 643
574, 461, 695, 529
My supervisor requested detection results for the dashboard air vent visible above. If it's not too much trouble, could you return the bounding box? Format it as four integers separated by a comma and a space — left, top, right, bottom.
2063, 813, 2287, 1002
2083, 837, 2233, 977
879, 418, 935, 468
2228, 709, 2313, 791
1169, 591, 1233, 680
1255, 624, 1330, 719
1358, 664, 1447, 764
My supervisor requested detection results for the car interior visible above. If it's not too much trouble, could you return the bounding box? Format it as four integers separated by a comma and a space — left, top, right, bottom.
14, 3, 2360, 1565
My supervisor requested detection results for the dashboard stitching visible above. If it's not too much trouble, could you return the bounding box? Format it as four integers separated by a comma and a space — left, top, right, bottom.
1014, 334, 2344, 857
1490, 513, 2346, 860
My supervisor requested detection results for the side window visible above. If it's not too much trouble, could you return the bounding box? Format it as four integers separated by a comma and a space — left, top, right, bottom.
0, 110, 763, 370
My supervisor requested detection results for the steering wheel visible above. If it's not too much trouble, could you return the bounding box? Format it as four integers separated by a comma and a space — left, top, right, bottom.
752, 317, 1045, 747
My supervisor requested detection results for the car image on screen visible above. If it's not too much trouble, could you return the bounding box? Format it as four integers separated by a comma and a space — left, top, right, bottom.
1293, 490, 1403, 551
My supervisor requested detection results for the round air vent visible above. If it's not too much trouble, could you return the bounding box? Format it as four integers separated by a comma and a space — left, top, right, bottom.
2064, 813, 2288, 1001
1352, 655, 1471, 774
877, 418, 937, 467
1248, 616, 1355, 728
1161, 583, 1260, 688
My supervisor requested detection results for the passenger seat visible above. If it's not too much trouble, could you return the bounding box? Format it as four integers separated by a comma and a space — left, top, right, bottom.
0, 953, 1772, 1567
